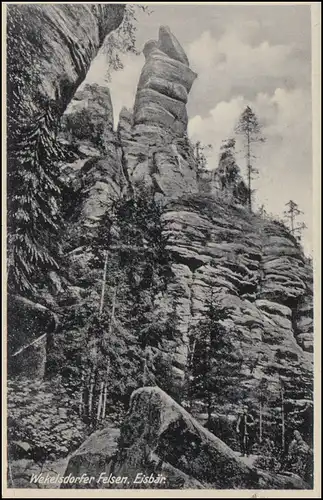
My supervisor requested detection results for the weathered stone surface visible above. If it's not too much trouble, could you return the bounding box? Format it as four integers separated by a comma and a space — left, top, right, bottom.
7, 295, 58, 379
62, 83, 114, 145
8, 4, 125, 120
135, 89, 188, 128
142, 77, 188, 103
158, 26, 190, 66
63, 426, 120, 487
60, 84, 125, 225
7, 5, 126, 381
63, 387, 309, 489
156, 195, 313, 408
137, 52, 197, 95
205, 145, 249, 205
119, 27, 198, 198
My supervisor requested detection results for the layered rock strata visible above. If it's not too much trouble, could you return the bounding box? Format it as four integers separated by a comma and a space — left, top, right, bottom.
59, 25, 313, 415
60, 84, 125, 225
118, 26, 199, 198
158, 195, 313, 404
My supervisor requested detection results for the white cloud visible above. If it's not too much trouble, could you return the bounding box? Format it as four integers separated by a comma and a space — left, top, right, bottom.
186, 22, 312, 255
188, 87, 313, 255
187, 26, 310, 116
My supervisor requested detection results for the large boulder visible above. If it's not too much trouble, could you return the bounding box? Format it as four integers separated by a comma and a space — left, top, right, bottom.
7, 294, 58, 379
63, 387, 309, 489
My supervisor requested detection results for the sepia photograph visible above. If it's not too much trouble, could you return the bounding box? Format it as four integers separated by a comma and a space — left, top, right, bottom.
2, 1, 321, 496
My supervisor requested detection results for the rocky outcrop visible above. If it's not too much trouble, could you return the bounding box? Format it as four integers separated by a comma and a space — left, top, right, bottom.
58, 26, 313, 419
7, 295, 58, 378
118, 26, 199, 198
63, 425, 121, 486
7, 4, 125, 120
210, 144, 249, 205
63, 387, 309, 489
7, 13, 314, 488
134, 26, 196, 134
60, 84, 125, 225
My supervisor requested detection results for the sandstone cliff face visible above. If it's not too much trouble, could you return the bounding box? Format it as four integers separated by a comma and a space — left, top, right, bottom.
60, 25, 313, 412
60, 83, 125, 226
8, 12, 314, 489
7, 4, 126, 379
158, 195, 312, 407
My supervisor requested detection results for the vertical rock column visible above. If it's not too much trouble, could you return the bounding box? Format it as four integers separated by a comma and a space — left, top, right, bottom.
60, 83, 126, 226
118, 26, 199, 199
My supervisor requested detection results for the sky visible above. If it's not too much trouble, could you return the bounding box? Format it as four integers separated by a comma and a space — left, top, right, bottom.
84, 3, 314, 256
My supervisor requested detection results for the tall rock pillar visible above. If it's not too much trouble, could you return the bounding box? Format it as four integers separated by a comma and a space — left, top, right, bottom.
118, 26, 199, 199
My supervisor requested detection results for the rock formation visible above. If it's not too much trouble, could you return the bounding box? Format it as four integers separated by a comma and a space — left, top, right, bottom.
118, 26, 199, 198
7, 8, 314, 490
53, 22, 314, 421
63, 387, 309, 489
159, 195, 313, 404
7, 3, 126, 379
7, 4, 125, 120
60, 83, 125, 226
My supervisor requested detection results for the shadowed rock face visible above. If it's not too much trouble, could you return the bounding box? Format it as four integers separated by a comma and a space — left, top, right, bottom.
63, 387, 309, 490
7, 4, 125, 119
6, 4, 126, 378
60, 84, 125, 226
8, 7, 313, 472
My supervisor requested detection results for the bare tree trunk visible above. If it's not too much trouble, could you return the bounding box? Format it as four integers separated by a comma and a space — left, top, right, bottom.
247, 130, 252, 212
8, 462, 14, 488
207, 392, 213, 428
99, 251, 108, 316
187, 338, 196, 411
143, 347, 148, 386
108, 287, 117, 337
88, 371, 95, 424
102, 382, 108, 420
259, 401, 263, 443
79, 381, 84, 418
83, 373, 90, 424
97, 381, 104, 423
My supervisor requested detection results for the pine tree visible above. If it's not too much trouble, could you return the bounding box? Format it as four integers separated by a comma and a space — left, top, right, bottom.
7, 106, 64, 295
283, 200, 307, 243
61, 185, 174, 427
7, 6, 64, 296
189, 294, 243, 425
235, 106, 265, 211
216, 138, 240, 187
193, 140, 213, 175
